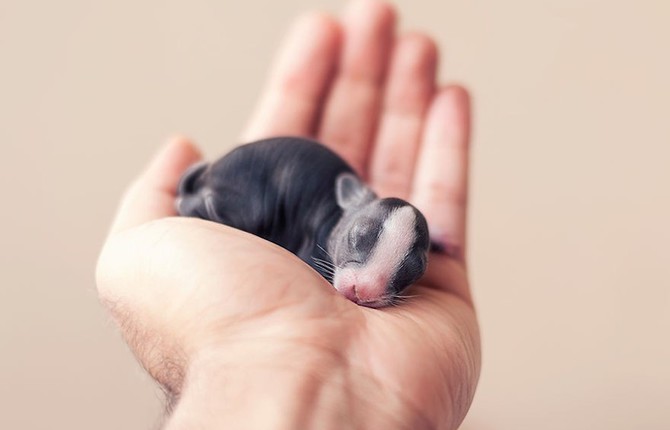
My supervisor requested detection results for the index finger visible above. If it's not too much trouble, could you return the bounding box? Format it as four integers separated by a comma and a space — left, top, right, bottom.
241, 12, 342, 141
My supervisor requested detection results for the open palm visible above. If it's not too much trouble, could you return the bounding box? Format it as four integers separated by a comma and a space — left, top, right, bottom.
96, 1, 480, 429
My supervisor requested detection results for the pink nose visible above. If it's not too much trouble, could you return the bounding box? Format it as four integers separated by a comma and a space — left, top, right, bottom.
340, 283, 386, 303
340, 284, 359, 302
335, 272, 389, 303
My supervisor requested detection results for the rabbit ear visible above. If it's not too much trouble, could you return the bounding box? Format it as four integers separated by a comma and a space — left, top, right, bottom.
335, 173, 376, 210
177, 161, 209, 196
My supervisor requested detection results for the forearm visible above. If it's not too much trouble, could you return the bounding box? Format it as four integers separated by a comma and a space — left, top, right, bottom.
163, 343, 425, 430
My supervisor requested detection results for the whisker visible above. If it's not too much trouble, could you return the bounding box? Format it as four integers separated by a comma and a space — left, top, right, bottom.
311, 257, 335, 268
316, 244, 335, 260
317, 260, 344, 272
312, 257, 335, 278
312, 265, 335, 275
313, 266, 335, 276
311, 257, 339, 273
312, 256, 335, 266
311, 256, 331, 264
313, 265, 335, 274
394, 294, 419, 300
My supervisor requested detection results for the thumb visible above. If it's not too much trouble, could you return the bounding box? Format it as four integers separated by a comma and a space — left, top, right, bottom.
110, 136, 202, 234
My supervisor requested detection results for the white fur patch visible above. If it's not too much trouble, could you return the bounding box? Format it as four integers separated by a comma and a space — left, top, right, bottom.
334, 206, 416, 303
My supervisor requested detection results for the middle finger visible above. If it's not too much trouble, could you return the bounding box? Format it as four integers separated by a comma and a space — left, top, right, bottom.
369, 33, 437, 199
318, 0, 396, 177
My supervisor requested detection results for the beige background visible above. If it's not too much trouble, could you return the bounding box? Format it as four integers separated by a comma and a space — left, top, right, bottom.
1, 0, 668, 429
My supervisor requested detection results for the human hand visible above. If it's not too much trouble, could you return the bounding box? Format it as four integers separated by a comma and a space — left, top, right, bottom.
96, 1, 479, 429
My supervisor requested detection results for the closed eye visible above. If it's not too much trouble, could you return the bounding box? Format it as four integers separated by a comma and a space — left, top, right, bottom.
343, 260, 363, 266
351, 225, 369, 239
350, 228, 379, 251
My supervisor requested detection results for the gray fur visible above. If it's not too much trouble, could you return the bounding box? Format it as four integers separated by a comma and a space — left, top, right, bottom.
176, 137, 430, 307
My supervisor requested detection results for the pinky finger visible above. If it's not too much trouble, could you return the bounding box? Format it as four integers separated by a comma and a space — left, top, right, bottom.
411, 86, 471, 262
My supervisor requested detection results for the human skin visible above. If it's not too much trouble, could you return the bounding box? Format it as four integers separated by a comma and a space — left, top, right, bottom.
95, 0, 480, 429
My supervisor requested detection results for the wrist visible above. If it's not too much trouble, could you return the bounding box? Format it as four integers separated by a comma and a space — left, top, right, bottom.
164, 341, 423, 430
165, 342, 344, 430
